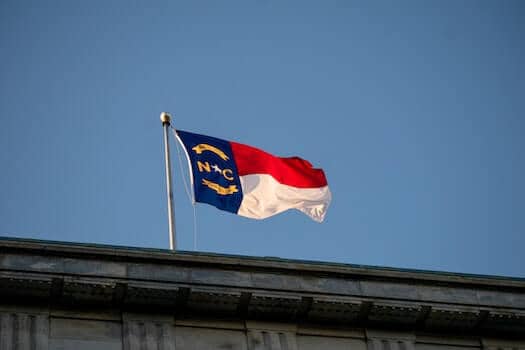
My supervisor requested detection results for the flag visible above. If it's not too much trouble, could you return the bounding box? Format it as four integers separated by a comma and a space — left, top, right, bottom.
175, 130, 331, 222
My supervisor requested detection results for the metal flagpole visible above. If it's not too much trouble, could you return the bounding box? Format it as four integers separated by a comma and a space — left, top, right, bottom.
160, 112, 176, 250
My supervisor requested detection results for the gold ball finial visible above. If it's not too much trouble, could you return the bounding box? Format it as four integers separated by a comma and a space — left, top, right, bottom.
160, 112, 172, 125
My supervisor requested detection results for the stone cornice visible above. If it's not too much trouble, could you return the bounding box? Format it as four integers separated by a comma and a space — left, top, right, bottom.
1, 236, 524, 337
1, 236, 524, 289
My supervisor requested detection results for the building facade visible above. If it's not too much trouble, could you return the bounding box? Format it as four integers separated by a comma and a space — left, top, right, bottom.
1, 237, 524, 350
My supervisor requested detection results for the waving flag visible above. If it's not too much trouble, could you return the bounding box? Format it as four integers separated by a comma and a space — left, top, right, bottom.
175, 130, 331, 222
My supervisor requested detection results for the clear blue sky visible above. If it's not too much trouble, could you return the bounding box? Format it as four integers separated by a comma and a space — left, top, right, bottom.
1, 1, 524, 277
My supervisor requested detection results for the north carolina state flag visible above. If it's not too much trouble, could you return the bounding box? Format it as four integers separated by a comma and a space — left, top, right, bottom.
175, 130, 331, 222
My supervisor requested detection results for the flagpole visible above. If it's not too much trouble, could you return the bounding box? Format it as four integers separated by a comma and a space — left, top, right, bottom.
160, 112, 176, 250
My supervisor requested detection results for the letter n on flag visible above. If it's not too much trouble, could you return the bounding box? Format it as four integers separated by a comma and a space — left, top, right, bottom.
175, 130, 331, 222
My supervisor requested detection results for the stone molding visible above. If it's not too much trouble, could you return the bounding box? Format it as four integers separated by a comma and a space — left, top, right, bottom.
1, 237, 524, 338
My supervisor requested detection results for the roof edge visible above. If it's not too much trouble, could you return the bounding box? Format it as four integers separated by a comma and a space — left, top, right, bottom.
1, 235, 524, 288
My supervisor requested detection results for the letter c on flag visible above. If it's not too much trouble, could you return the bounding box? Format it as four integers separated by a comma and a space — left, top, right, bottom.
223, 169, 234, 181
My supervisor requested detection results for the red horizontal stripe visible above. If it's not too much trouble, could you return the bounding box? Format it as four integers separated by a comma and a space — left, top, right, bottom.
230, 141, 328, 188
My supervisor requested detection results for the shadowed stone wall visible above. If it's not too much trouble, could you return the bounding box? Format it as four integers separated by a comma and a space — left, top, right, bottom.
1, 308, 524, 350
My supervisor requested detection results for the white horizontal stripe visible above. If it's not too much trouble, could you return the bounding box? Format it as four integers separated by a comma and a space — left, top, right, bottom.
237, 174, 331, 222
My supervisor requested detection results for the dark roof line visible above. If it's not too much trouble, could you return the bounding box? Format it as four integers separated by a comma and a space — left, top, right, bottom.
1, 235, 524, 284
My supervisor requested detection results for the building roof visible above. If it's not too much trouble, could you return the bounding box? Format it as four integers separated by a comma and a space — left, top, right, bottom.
1, 236, 524, 337
1, 235, 524, 285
